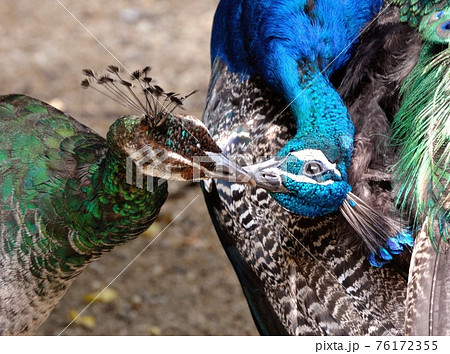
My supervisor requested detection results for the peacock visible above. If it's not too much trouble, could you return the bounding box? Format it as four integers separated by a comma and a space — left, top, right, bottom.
0, 65, 252, 335
202, 0, 450, 335
389, 1, 450, 335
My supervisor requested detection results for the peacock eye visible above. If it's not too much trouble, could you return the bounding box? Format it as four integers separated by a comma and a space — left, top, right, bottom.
435, 11, 445, 20
303, 161, 325, 177
436, 20, 450, 39
429, 10, 445, 25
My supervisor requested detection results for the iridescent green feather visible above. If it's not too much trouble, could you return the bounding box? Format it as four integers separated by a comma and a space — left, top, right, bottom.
390, 0, 450, 27
392, 7, 450, 247
0, 94, 167, 279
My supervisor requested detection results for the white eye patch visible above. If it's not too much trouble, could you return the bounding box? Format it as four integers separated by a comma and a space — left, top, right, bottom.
289, 149, 341, 178
279, 171, 334, 185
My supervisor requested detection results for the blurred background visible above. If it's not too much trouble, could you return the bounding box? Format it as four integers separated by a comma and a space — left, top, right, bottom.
0, 0, 258, 335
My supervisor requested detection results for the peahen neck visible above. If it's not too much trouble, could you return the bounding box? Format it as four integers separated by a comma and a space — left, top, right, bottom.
59, 151, 167, 259
50, 116, 168, 273
0, 104, 168, 334
1, 136, 167, 284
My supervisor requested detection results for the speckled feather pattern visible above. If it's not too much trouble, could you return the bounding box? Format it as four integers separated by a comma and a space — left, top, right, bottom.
405, 225, 450, 335
203, 60, 408, 335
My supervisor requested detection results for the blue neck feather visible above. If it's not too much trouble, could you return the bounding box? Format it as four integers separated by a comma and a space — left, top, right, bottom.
212, 0, 382, 78
211, 0, 381, 159
284, 67, 354, 170
211, 0, 382, 217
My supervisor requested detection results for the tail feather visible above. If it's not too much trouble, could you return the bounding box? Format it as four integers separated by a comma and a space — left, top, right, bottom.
340, 192, 414, 267
392, 44, 450, 248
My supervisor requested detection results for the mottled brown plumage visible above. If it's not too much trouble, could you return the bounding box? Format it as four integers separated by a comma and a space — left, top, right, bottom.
202, 0, 449, 335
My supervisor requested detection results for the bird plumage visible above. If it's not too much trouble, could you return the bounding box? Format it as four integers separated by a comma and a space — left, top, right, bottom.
202, 0, 419, 335
203, 0, 450, 335
202, 60, 408, 335
0, 66, 250, 335
388, 3, 450, 335
392, 8, 450, 249
1, 94, 168, 334
209, 0, 418, 266
390, 0, 449, 27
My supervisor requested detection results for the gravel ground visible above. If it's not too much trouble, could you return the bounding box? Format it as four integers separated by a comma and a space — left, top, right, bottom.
0, 0, 258, 335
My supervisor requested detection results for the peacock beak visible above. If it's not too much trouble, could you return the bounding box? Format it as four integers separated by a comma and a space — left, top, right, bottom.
242, 157, 289, 193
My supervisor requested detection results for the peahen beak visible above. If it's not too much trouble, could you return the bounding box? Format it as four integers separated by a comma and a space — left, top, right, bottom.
205, 152, 256, 186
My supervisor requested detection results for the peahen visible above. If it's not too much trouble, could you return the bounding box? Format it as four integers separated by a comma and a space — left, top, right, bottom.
0, 66, 252, 335
202, 0, 450, 335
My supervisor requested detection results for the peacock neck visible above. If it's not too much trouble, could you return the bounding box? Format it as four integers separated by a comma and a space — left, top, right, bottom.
278, 68, 354, 174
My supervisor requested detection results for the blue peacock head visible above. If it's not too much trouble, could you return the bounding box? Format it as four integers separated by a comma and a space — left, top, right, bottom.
260, 135, 352, 218
241, 70, 413, 267
245, 69, 355, 218
211, 0, 411, 265
210, 0, 384, 218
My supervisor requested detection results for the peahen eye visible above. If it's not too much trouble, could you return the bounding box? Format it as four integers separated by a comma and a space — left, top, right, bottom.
303, 161, 325, 177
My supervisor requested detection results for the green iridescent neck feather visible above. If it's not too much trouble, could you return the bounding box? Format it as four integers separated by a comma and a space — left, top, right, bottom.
0, 95, 168, 278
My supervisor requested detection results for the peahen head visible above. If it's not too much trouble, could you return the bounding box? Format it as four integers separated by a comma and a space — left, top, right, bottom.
82, 66, 253, 186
